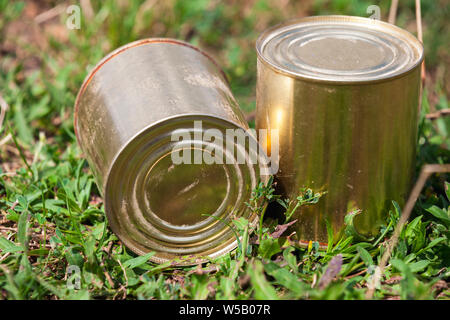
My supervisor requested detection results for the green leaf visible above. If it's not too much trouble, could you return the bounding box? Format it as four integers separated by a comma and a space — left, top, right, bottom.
404, 215, 426, 252
264, 262, 304, 295
408, 260, 430, 273
325, 218, 334, 254
0, 265, 23, 300
445, 181, 450, 202
27, 248, 50, 256
0, 237, 24, 253
34, 199, 68, 214
123, 252, 156, 269
218, 277, 234, 300
405, 215, 423, 235
282, 247, 298, 273
28, 94, 51, 121
17, 211, 29, 250
334, 235, 353, 252
13, 97, 33, 145
258, 236, 281, 259
190, 274, 210, 300
232, 217, 249, 231
57, 188, 82, 214
356, 246, 374, 267
6, 210, 19, 222
425, 205, 450, 226
276, 198, 289, 209
392, 200, 402, 219
248, 260, 278, 300
83, 235, 97, 265
390, 258, 416, 299
417, 237, 446, 255
17, 195, 28, 209
344, 209, 371, 241
65, 247, 84, 267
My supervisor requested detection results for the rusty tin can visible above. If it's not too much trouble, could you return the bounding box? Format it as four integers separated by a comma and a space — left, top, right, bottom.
256, 16, 424, 245
75, 38, 268, 263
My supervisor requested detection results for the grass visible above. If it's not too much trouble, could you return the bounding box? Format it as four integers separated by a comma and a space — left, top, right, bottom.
0, 0, 449, 300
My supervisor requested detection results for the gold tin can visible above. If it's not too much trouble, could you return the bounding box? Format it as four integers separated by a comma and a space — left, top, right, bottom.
256, 16, 424, 244
75, 38, 268, 263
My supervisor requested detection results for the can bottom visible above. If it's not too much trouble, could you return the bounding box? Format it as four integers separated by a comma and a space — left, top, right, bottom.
104, 115, 269, 264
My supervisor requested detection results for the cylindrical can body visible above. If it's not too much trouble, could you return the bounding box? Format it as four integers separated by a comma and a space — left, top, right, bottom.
256, 16, 424, 244
75, 39, 268, 263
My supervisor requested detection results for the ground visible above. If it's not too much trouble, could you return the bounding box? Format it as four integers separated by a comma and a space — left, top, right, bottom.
0, 0, 449, 300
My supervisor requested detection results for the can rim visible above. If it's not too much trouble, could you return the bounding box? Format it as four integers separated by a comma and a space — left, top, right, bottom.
103, 113, 270, 264
256, 15, 425, 85
73, 38, 229, 145
102, 112, 264, 192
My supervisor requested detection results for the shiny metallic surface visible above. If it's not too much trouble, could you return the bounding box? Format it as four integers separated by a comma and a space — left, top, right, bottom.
257, 15, 423, 83
256, 16, 424, 243
75, 39, 268, 263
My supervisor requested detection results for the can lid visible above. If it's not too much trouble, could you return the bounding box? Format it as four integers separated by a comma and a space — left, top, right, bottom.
256, 15, 424, 83
104, 115, 270, 264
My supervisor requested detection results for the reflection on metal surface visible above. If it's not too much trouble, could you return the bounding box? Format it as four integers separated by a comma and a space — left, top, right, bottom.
256, 16, 424, 243
257, 15, 423, 83
75, 38, 269, 264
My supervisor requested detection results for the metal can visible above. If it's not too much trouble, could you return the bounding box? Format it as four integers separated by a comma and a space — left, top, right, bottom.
75, 38, 268, 263
256, 16, 424, 244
